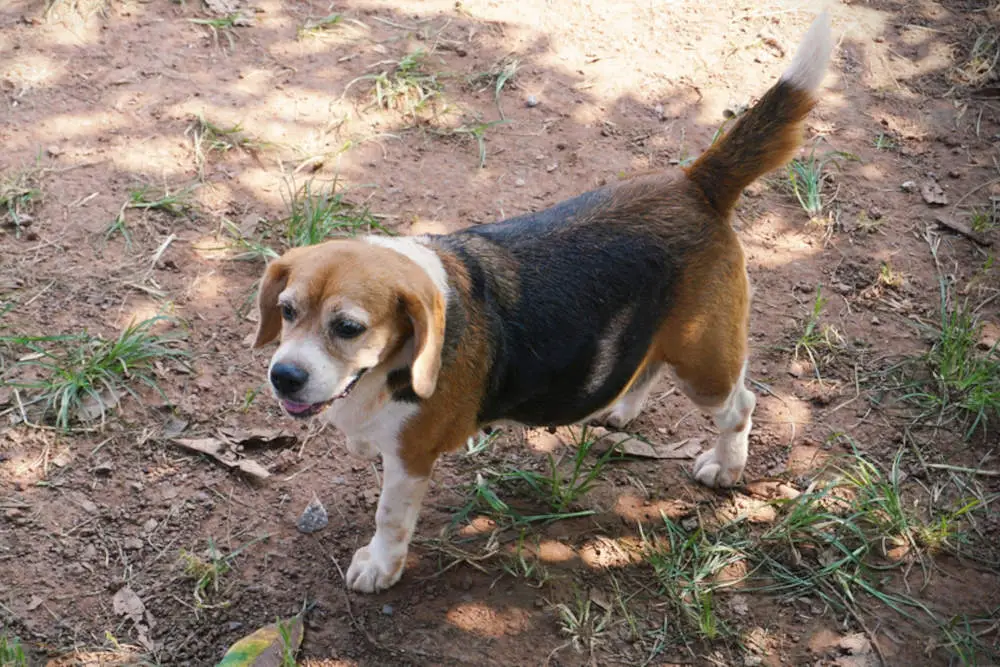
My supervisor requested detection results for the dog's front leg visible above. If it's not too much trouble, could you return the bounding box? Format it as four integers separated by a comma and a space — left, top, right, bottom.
346, 451, 430, 593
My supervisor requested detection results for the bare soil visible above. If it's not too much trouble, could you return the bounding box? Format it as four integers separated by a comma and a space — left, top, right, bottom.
2, 0, 999, 665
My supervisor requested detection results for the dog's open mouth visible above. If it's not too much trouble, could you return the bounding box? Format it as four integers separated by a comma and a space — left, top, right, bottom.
281, 368, 368, 419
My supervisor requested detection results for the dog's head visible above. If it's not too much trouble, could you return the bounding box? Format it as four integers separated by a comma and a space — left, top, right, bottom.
252, 239, 446, 418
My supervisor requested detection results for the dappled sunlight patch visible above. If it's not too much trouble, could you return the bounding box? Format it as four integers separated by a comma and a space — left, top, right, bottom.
614, 492, 693, 524
535, 539, 577, 564
742, 232, 824, 270
3, 53, 64, 92
115, 301, 164, 331
457, 514, 497, 537
445, 602, 532, 638
186, 271, 227, 305
33, 110, 118, 144
111, 136, 193, 179
786, 441, 831, 477
578, 535, 644, 569
715, 493, 777, 524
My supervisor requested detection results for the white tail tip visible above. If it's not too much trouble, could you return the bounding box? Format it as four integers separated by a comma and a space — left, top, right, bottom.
779, 11, 833, 93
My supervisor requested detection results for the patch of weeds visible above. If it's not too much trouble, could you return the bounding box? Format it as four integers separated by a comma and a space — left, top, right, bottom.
500, 531, 550, 588
297, 13, 342, 39
433, 119, 509, 168
186, 115, 264, 180
107, 184, 198, 247
969, 201, 999, 234
179, 535, 267, 613
0, 168, 43, 238
873, 131, 898, 151
878, 261, 904, 289
787, 140, 857, 220
936, 609, 1000, 665
953, 26, 1000, 88
643, 518, 748, 641
188, 13, 251, 50
903, 279, 1000, 438
555, 588, 612, 656
344, 50, 444, 117
468, 55, 520, 119
0, 632, 28, 667
465, 429, 499, 456
500, 426, 619, 514
220, 218, 279, 262
1, 316, 188, 430
279, 177, 389, 247
793, 285, 844, 378
856, 210, 885, 234
276, 617, 298, 667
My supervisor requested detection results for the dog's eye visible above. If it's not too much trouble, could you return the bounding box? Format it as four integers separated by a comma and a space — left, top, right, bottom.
332, 319, 366, 339
281, 303, 297, 322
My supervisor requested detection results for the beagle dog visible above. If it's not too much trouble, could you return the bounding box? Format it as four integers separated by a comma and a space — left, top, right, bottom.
253, 13, 833, 593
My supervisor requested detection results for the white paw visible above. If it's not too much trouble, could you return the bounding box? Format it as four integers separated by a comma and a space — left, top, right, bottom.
603, 401, 642, 429
692, 447, 744, 488
346, 543, 405, 593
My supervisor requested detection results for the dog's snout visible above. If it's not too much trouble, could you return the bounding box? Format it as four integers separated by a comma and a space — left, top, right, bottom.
271, 363, 309, 395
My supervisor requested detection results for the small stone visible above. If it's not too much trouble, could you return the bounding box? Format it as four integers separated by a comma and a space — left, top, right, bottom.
129, 481, 144, 492
297, 496, 328, 534
867, 206, 883, 220
142, 518, 158, 534
82, 544, 98, 560
525, 95, 538, 107
46, 145, 62, 157
514, 178, 525, 187
227, 621, 243, 632
546, 163, 558, 173
124, 537, 143, 551
900, 180, 917, 193
948, 169, 961, 179
920, 181, 948, 206
681, 516, 698, 531
92, 461, 114, 476
871, 316, 881, 326
654, 103, 665, 120
381, 604, 394, 616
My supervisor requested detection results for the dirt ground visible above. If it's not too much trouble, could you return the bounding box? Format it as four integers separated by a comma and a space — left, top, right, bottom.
2, 0, 1000, 665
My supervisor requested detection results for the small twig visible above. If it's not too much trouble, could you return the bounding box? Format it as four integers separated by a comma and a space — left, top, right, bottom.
951, 177, 1000, 216
926, 463, 1000, 477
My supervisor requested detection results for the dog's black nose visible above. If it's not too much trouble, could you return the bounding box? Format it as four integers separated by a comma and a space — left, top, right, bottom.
270, 363, 309, 395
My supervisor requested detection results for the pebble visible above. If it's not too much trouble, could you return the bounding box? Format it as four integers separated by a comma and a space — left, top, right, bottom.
900, 180, 917, 193
525, 95, 538, 107
381, 604, 394, 616
515, 178, 526, 187
124, 537, 144, 551
297, 496, 329, 534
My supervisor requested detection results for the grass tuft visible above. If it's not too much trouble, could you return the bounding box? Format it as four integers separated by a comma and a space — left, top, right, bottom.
954, 25, 1000, 87
468, 56, 520, 119
432, 119, 509, 169
279, 177, 389, 247
0, 632, 28, 667
786, 140, 857, 220
186, 115, 264, 180
0, 316, 188, 430
0, 168, 43, 238
344, 50, 444, 117
904, 281, 1000, 438
297, 13, 342, 39
106, 184, 198, 247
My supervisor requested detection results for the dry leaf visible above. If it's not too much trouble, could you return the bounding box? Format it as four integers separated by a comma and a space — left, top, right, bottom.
216, 615, 304, 666
112, 586, 146, 625
589, 427, 702, 459
920, 181, 948, 206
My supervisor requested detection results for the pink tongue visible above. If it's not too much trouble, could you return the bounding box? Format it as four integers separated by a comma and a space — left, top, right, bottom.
282, 400, 312, 414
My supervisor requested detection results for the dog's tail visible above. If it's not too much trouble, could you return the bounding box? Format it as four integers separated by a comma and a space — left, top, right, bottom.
685, 12, 833, 215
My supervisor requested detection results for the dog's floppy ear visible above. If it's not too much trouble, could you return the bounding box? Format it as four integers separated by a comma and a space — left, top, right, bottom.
399, 287, 446, 399
253, 259, 288, 348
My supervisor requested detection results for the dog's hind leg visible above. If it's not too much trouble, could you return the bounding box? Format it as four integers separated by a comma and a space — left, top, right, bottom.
602, 362, 664, 429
